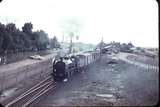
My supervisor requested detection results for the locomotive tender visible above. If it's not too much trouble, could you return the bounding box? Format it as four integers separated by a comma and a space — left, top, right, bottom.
51, 50, 100, 82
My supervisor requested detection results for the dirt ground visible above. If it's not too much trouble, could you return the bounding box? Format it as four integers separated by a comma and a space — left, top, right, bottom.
32, 53, 159, 106
0, 53, 55, 102
126, 53, 158, 67
0, 54, 53, 74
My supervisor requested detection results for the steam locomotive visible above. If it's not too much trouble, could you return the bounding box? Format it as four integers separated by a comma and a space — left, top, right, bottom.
51, 51, 100, 82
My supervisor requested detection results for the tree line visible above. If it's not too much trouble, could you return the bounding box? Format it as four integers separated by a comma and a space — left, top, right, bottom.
0, 22, 60, 55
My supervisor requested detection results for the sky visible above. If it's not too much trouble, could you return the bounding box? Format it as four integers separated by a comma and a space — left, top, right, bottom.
0, 0, 158, 48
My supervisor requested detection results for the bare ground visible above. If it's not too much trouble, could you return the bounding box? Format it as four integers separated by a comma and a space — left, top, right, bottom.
0, 53, 55, 104
31, 53, 159, 106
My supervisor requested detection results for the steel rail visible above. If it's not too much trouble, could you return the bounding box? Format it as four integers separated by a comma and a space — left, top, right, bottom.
5, 76, 52, 107
22, 82, 57, 107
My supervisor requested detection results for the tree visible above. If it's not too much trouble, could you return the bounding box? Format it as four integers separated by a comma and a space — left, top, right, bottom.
50, 36, 60, 49
0, 23, 6, 33
0, 23, 5, 53
12, 31, 31, 52
22, 22, 33, 34
0, 23, 15, 53
1, 33, 14, 52
6, 23, 17, 33
33, 30, 49, 50
0, 22, 50, 55
0, 34, 4, 53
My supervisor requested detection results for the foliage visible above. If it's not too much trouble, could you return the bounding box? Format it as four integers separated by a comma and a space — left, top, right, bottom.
50, 36, 61, 49
22, 22, 33, 34
0, 22, 60, 55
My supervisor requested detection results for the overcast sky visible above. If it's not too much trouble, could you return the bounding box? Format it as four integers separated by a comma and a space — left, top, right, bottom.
0, 0, 158, 47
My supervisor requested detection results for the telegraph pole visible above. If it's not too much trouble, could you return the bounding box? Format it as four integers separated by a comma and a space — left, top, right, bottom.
68, 32, 74, 54
99, 37, 103, 60
69, 37, 73, 54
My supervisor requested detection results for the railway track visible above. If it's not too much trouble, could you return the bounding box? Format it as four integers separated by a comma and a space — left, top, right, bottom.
5, 76, 57, 107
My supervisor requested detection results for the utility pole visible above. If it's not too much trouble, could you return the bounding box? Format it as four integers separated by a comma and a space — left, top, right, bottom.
69, 37, 73, 54
61, 34, 64, 52
99, 37, 103, 60
68, 32, 74, 54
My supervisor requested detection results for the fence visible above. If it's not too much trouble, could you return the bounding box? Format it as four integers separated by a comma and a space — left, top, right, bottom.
118, 53, 159, 73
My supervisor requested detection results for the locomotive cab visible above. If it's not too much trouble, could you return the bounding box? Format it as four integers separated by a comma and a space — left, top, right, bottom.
52, 57, 67, 81
52, 56, 76, 82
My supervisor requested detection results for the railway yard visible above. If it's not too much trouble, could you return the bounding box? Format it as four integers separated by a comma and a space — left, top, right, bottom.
0, 0, 159, 106
0, 50, 159, 106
